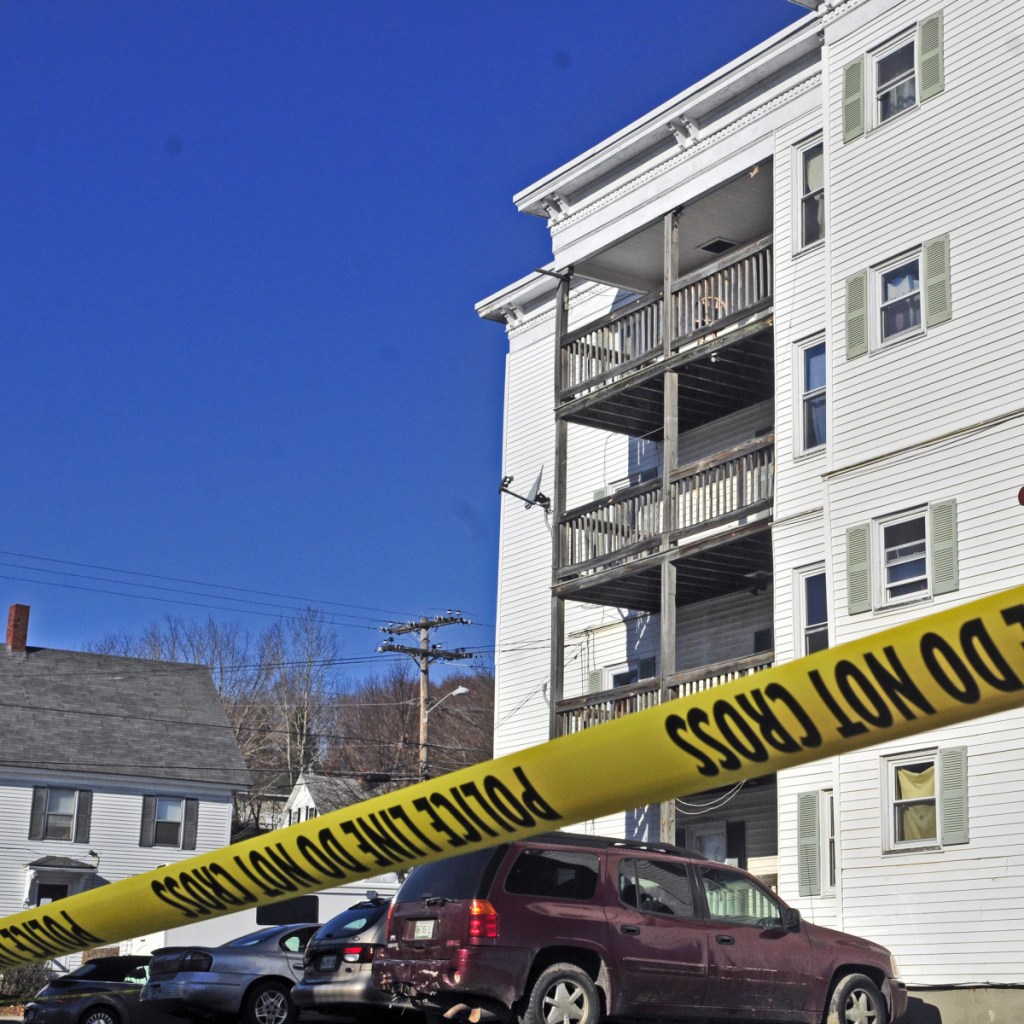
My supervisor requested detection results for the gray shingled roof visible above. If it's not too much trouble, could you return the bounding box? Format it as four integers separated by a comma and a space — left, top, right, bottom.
300, 773, 370, 811
0, 646, 251, 787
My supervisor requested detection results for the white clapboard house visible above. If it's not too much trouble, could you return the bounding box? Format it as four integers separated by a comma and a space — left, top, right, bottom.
0, 604, 251, 965
477, 0, 1024, 1013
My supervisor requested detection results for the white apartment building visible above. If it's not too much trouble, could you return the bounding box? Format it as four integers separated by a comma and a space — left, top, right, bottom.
478, 0, 1024, 1013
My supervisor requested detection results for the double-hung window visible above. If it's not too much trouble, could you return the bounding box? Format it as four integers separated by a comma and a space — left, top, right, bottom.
882, 747, 968, 852
28, 786, 92, 843
798, 338, 826, 452
879, 255, 922, 344
845, 236, 951, 359
798, 567, 828, 655
797, 137, 824, 249
875, 33, 917, 123
846, 500, 958, 614
842, 12, 944, 143
140, 794, 199, 850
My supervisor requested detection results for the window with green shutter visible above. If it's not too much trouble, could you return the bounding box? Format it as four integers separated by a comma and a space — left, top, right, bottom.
883, 746, 967, 851
844, 11, 943, 140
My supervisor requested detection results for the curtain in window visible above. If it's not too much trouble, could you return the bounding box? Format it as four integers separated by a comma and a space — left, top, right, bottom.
896, 763, 936, 840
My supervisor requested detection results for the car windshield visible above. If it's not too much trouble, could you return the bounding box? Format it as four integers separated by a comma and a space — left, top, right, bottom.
315, 904, 387, 940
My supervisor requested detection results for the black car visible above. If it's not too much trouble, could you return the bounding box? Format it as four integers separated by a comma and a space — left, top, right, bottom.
25, 955, 177, 1024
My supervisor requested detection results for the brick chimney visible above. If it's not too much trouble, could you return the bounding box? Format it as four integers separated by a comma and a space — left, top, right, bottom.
6, 604, 30, 652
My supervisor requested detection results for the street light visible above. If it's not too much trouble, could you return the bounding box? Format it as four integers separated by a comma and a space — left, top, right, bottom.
421, 685, 469, 781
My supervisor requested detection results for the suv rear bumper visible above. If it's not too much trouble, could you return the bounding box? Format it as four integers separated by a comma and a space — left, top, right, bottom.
374, 949, 528, 1018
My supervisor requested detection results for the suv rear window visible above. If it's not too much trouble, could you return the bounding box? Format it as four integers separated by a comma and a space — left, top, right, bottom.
504, 849, 599, 900
398, 847, 506, 902
315, 903, 388, 940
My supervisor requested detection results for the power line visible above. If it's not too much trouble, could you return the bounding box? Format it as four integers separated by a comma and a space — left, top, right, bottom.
0, 549, 423, 620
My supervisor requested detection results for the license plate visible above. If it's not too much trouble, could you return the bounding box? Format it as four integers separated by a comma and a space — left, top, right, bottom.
319, 954, 338, 971
412, 919, 435, 940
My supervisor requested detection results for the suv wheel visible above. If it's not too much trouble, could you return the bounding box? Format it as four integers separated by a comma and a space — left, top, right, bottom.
522, 963, 599, 1024
827, 973, 887, 1024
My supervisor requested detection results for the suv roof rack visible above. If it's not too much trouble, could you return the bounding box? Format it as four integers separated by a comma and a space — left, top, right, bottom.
527, 830, 705, 861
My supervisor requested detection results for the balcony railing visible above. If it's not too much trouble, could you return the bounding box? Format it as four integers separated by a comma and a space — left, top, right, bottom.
559, 236, 772, 400
670, 436, 774, 537
558, 437, 773, 574
554, 652, 774, 736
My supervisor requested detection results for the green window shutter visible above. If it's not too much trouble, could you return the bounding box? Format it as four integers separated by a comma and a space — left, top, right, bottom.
842, 57, 865, 143
930, 499, 959, 595
182, 798, 200, 851
918, 11, 945, 101
29, 787, 48, 840
846, 523, 872, 613
139, 794, 157, 847
939, 745, 968, 845
845, 271, 868, 359
587, 670, 604, 694
74, 790, 93, 844
797, 792, 821, 896
923, 234, 952, 327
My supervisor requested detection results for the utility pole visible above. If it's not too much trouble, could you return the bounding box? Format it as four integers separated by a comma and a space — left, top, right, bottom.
378, 613, 472, 780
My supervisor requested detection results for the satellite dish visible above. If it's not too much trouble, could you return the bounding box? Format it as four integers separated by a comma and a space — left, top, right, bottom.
499, 469, 551, 512
524, 470, 543, 507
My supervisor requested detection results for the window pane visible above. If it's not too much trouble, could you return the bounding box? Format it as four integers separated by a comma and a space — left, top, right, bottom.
896, 803, 936, 841
505, 849, 599, 900
48, 789, 77, 815
802, 196, 824, 246
699, 866, 782, 926
626, 858, 696, 919
805, 574, 827, 626
877, 42, 914, 89
157, 797, 183, 823
882, 261, 919, 301
802, 143, 823, 194
885, 516, 926, 549
881, 295, 922, 338
154, 820, 181, 846
803, 343, 826, 392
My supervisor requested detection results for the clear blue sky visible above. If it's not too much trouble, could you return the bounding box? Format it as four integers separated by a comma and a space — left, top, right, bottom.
0, 1, 805, 677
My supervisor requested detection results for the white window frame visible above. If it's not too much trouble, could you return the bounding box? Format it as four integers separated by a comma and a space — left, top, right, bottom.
883, 750, 939, 853
794, 135, 824, 251
875, 249, 924, 348
795, 336, 826, 455
43, 787, 79, 842
872, 29, 918, 127
154, 796, 185, 848
795, 565, 829, 656
875, 507, 930, 608
821, 789, 836, 895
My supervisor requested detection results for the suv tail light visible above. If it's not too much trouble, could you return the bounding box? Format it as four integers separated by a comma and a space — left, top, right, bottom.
467, 899, 498, 941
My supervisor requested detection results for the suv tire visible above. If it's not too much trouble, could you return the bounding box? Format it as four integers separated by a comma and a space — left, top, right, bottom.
826, 972, 886, 1024
522, 963, 599, 1024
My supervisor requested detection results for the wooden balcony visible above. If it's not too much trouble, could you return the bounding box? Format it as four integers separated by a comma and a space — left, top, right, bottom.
554, 652, 774, 736
559, 236, 772, 405
557, 435, 774, 580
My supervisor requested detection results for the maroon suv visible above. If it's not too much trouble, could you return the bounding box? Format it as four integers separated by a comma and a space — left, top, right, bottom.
373, 832, 906, 1024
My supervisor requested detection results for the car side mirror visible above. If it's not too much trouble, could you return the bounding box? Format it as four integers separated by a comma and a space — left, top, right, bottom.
782, 907, 801, 932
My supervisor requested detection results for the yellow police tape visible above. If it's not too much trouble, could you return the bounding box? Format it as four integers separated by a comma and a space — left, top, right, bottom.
3, 585, 1024, 967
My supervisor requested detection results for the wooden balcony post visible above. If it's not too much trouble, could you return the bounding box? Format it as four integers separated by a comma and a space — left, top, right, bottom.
550, 270, 571, 738
663, 209, 679, 356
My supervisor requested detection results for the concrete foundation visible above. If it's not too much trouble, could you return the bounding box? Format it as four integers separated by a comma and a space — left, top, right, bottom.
903, 988, 1024, 1023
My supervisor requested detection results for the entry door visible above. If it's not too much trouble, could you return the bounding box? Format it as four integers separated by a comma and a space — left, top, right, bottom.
696, 865, 814, 1019
607, 856, 708, 1015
